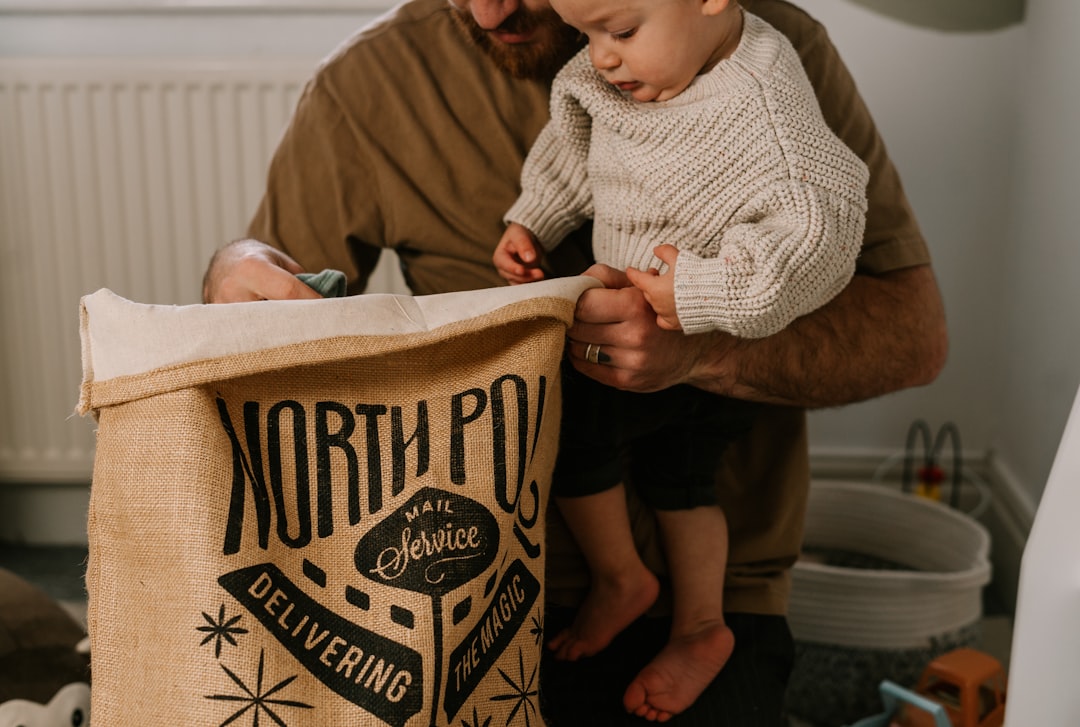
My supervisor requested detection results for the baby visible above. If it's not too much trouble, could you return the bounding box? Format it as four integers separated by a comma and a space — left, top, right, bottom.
494, 0, 868, 720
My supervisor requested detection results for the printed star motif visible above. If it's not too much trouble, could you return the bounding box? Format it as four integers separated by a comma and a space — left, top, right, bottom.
489, 648, 539, 727
198, 604, 249, 659
528, 612, 544, 646
205, 649, 314, 726
461, 705, 493, 727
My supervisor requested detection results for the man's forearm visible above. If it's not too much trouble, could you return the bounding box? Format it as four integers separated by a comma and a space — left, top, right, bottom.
688, 265, 947, 408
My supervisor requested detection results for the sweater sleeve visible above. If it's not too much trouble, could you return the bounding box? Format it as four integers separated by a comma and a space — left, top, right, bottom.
674, 176, 866, 338
503, 53, 595, 250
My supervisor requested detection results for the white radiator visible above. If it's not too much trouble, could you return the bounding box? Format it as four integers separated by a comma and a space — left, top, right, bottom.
0, 57, 407, 483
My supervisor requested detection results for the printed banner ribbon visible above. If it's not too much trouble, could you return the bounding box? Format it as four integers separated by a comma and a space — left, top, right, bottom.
220, 564, 424, 727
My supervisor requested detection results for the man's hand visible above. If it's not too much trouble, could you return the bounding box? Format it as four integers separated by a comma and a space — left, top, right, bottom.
568, 264, 709, 393
493, 223, 546, 284
569, 263, 947, 407
202, 238, 323, 303
625, 244, 681, 331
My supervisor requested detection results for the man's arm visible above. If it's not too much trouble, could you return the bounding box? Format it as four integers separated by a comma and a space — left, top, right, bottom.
569, 263, 946, 408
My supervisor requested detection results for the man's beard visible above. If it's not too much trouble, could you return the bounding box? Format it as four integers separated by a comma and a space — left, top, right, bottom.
450, 4, 583, 82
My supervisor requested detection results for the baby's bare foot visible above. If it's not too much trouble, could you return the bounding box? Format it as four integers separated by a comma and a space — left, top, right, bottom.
547, 566, 659, 661
622, 621, 735, 721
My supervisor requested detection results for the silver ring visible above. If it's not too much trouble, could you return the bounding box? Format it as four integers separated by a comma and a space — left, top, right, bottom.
585, 343, 601, 365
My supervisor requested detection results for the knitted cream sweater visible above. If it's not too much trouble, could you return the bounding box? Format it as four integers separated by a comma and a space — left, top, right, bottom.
505, 11, 869, 338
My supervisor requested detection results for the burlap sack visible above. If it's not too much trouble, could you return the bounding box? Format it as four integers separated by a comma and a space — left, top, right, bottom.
77, 277, 598, 727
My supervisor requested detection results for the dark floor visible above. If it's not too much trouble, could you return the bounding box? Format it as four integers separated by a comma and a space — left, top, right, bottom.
0, 543, 89, 604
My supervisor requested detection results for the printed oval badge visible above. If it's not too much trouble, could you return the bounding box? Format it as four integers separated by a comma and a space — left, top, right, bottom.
355, 487, 499, 597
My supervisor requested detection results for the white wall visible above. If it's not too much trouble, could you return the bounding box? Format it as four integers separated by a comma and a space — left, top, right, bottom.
799, 0, 1021, 453
994, 0, 1080, 503
0, 2, 385, 58
800, 0, 1079, 515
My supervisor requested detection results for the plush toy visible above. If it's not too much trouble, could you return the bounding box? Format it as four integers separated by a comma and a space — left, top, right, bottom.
0, 568, 90, 726
0, 683, 90, 727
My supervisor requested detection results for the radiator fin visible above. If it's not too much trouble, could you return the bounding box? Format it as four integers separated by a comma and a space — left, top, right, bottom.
0, 58, 337, 481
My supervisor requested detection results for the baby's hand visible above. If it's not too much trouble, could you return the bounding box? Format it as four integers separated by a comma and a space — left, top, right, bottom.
625, 245, 682, 331
494, 223, 546, 284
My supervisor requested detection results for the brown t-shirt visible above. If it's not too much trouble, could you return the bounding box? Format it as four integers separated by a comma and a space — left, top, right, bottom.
247, 0, 930, 616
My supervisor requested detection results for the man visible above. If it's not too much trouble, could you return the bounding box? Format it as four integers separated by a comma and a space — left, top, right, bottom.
203, 0, 946, 723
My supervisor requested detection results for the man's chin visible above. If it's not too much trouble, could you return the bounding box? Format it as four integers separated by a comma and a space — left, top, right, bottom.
450, 6, 581, 82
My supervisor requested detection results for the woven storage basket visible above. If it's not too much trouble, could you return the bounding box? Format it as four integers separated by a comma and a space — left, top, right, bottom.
785, 480, 991, 726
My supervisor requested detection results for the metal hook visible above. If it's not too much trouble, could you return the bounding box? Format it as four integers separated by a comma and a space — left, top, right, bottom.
902, 419, 934, 494
931, 421, 963, 509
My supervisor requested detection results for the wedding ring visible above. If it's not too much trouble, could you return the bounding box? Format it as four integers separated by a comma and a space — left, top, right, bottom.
585, 343, 601, 365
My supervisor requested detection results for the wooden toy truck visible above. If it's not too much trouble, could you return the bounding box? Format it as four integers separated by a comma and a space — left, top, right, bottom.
850, 648, 1007, 727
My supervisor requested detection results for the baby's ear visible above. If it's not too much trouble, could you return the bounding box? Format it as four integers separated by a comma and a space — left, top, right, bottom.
701, 0, 732, 18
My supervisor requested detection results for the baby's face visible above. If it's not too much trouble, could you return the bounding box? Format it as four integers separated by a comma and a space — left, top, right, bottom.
551, 0, 726, 102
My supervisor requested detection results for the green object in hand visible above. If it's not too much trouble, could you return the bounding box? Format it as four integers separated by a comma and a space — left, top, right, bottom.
297, 269, 347, 298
